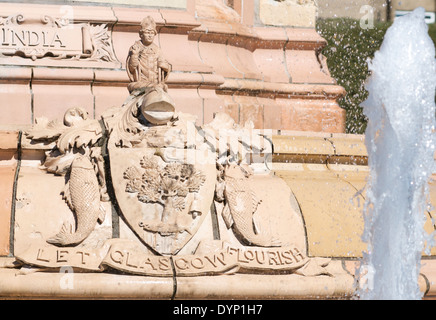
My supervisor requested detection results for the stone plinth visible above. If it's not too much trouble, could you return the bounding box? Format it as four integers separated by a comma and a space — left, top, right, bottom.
0, 0, 345, 133
0, 0, 376, 301
1, 127, 436, 299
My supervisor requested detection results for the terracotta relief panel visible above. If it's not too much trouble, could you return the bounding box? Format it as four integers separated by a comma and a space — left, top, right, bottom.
9, 16, 335, 280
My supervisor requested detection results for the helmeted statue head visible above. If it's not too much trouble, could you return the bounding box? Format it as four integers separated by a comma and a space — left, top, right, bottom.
139, 16, 157, 46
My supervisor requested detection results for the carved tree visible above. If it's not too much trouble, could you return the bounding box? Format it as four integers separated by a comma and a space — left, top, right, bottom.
124, 155, 206, 231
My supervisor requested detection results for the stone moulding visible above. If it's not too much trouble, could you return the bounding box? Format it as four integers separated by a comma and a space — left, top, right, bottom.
0, 126, 353, 299
182, 12, 345, 131
0, 131, 19, 257
0, 2, 436, 301
218, 79, 346, 99
0, 83, 358, 298
188, 23, 328, 52
2, 129, 436, 299
0, 264, 354, 299
0, 2, 346, 132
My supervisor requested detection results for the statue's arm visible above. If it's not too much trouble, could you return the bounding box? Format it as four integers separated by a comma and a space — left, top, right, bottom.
127, 44, 141, 82
157, 49, 172, 82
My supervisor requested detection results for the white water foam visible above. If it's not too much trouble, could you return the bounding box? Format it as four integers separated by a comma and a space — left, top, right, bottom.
358, 7, 436, 300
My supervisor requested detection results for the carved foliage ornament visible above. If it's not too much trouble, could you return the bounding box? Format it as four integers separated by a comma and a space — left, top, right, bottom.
0, 14, 117, 62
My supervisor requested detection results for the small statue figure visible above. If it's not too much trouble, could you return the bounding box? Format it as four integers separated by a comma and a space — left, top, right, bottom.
125, 16, 175, 126
126, 16, 171, 94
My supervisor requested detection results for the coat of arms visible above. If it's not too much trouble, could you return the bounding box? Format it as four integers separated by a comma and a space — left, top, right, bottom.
108, 136, 216, 255
19, 16, 330, 278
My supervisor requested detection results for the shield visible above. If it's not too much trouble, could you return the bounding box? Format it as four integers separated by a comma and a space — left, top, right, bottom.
108, 138, 216, 255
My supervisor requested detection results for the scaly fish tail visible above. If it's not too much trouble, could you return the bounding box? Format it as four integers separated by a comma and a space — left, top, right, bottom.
46, 221, 92, 246
224, 165, 282, 248
48, 155, 101, 246
47, 231, 91, 246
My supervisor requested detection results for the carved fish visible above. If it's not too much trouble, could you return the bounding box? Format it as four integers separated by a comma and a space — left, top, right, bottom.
47, 155, 105, 246
223, 164, 280, 247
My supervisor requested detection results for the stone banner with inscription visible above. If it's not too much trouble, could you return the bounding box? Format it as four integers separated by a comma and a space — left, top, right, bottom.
15, 239, 311, 277
0, 14, 119, 66
0, 18, 89, 60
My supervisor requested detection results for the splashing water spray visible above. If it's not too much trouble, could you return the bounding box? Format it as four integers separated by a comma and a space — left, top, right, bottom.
357, 7, 436, 300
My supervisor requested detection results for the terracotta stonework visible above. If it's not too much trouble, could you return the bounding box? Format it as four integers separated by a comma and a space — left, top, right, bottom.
2, 119, 436, 298
2, 125, 436, 298
0, 6, 354, 295
3, 0, 435, 301
0, 131, 18, 256
0, 0, 345, 133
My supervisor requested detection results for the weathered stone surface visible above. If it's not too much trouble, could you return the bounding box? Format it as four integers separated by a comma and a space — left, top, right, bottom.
259, 0, 318, 28
0, 0, 345, 133
0, 131, 18, 256
6, 2, 436, 300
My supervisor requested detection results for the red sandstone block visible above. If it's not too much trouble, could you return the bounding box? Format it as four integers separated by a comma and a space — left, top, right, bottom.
225, 45, 263, 80
261, 98, 282, 130
198, 41, 243, 79
278, 98, 303, 131
285, 50, 335, 84
221, 98, 240, 125
0, 166, 16, 256
236, 95, 264, 129
167, 88, 203, 125
0, 84, 32, 125
0, 131, 19, 151
199, 88, 225, 124
278, 98, 346, 133
32, 84, 94, 121
0, 130, 18, 256
159, 9, 199, 30
32, 68, 94, 83
112, 7, 164, 27
94, 86, 130, 119
159, 33, 211, 73
253, 48, 290, 83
